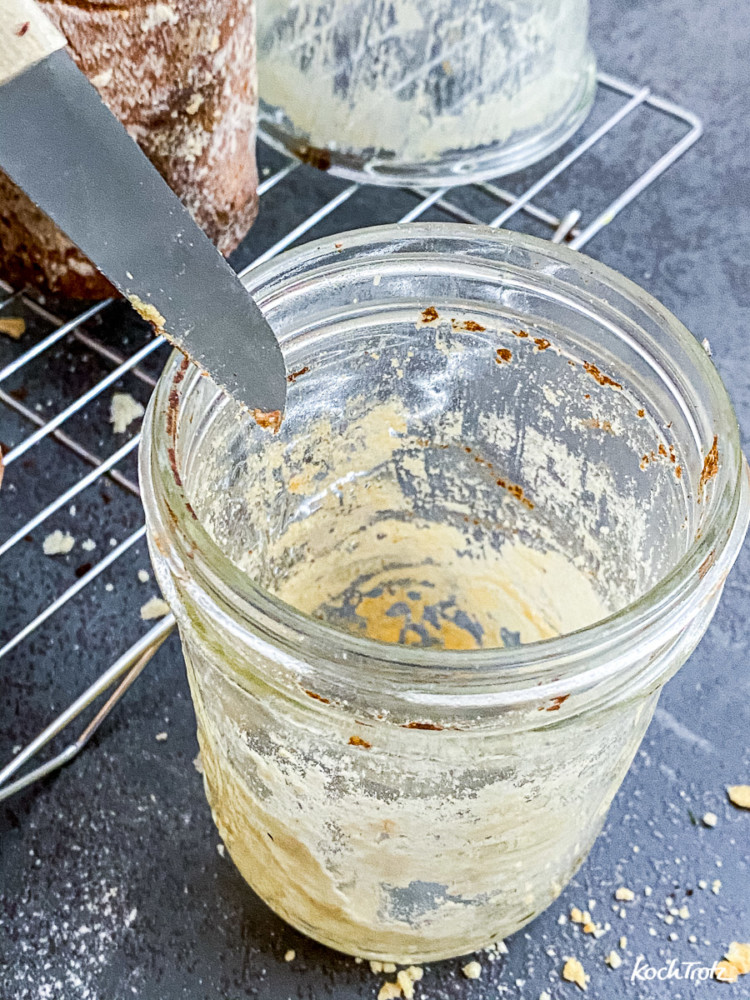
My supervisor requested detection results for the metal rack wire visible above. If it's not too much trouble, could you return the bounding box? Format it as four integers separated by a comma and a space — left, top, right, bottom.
0, 72, 702, 801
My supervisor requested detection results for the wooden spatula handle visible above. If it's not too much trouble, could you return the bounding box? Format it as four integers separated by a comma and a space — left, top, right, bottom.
0, 0, 66, 87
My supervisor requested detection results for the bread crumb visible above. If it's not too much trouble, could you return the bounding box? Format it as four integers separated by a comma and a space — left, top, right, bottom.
715, 942, 750, 983
43, 530, 75, 555
377, 983, 401, 1000
405, 967, 423, 981
284, 949, 295, 962
81, 538, 96, 551
382, 963, 397, 974
702, 811, 718, 828
619, 936, 627, 949
462, 960, 482, 980
155, 732, 167, 741
643, 886, 652, 897
216, 843, 225, 858
615, 887, 635, 902
605, 951, 622, 969
138, 569, 150, 583
727, 785, 750, 809
110, 392, 145, 434
370, 962, 384, 973
678, 905, 690, 919
562, 957, 588, 990
128, 294, 166, 330
396, 970, 414, 999
712, 879, 722, 895
540, 993, 552, 1000
570, 907, 584, 923
0, 317, 26, 340
193, 752, 203, 774
140, 596, 170, 620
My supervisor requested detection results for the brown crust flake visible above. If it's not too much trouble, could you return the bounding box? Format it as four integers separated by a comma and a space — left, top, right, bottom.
495, 348, 512, 365
348, 735, 371, 748
698, 435, 719, 499
421, 306, 439, 324
403, 721, 443, 731
496, 477, 534, 510
286, 366, 310, 384
252, 409, 282, 434
304, 689, 330, 704
533, 337, 551, 352
582, 361, 622, 390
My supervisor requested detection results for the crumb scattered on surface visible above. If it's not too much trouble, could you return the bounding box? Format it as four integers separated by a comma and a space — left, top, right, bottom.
81, 538, 96, 551
0, 317, 26, 340
155, 732, 167, 742
43, 530, 75, 555
727, 785, 750, 809
377, 983, 401, 1000
216, 843, 225, 858
619, 936, 627, 949
605, 951, 622, 970
140, 596, 170, 620
702, 811, 718, 827
137, 569, 150, 583
562, 957, 588, 990
284, 948, 295, 962
715, 942, 750, 983
615, 887, 635, 902
193, 752, 203, 774
712, 879, 722, 895
110, 392, 145, 434
462, 960, 482, 980
397, 970, 415, 998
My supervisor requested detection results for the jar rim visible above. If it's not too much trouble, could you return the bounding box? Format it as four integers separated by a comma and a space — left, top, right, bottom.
141, 224, 749, 694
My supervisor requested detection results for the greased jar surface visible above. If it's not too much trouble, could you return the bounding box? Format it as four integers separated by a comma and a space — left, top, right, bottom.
256, 0, 596, 185
140, 226, 749, 962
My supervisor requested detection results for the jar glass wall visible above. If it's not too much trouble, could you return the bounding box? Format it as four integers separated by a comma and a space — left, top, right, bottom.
256, 0, 597, 186
140, 226, 749, 962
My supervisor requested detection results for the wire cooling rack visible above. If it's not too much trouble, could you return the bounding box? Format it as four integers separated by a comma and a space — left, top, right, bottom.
0, 72, 702, 801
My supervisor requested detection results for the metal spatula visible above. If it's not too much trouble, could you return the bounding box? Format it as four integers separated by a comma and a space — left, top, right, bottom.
0, 0, 287, 418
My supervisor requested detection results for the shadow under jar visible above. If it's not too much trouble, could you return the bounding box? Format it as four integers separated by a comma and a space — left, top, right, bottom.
140, 225, 749, 963
256, 0, 597, 186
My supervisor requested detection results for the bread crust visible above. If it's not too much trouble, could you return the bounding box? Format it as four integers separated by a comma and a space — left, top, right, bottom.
0, 0, 258, 298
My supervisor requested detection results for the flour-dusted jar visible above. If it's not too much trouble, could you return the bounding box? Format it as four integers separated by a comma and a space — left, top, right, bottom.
256, 0, 596, 185
140, 226, 749, 962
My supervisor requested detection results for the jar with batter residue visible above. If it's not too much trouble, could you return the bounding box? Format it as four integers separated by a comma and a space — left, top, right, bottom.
256, 0, 597, 185
141, 225, 749, 962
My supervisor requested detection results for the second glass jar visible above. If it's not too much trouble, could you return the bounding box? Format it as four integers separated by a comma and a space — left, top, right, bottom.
256, 0, 597, 186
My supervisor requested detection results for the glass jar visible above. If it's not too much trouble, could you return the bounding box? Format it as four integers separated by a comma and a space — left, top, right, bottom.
256, 0, 597, 186
140, 225, 749, 963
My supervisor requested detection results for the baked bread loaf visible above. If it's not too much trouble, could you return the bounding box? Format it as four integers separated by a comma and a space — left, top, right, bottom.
0, 0, 258, 298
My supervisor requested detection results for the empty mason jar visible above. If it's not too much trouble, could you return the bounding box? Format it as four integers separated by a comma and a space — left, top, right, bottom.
140, 226, 749, 962
256, 0, 597, 185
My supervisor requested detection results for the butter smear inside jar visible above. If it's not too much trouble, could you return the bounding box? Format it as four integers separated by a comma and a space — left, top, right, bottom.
141, 226, 749, 962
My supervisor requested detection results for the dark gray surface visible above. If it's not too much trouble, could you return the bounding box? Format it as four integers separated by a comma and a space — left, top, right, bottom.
1, 0, 749, 997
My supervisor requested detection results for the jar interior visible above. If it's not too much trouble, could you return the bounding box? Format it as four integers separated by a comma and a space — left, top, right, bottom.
176, 257, 707, 653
